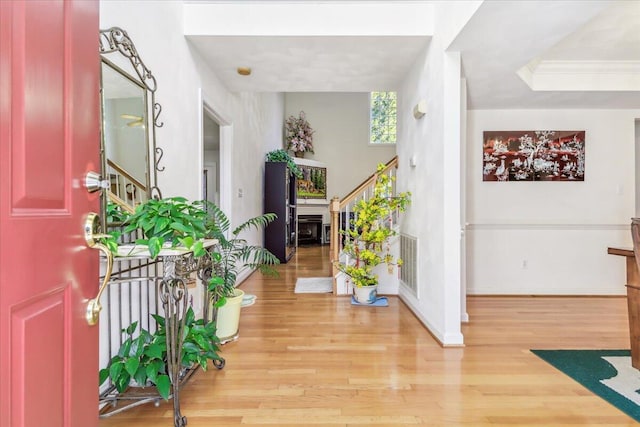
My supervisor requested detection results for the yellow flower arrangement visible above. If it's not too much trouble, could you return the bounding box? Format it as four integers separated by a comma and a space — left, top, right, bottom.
336, 164, 411, 287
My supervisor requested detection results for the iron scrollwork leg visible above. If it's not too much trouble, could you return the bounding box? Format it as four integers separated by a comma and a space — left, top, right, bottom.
160, 256, 189, 427
196, 248, 225, 370
197, 262, 213, 324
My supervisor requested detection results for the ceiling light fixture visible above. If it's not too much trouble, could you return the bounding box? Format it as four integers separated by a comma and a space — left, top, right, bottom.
237, 67, 251, 76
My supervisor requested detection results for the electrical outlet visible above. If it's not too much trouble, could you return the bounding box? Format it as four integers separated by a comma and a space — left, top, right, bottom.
522, 259, 528, 269
237, 188, 243, 198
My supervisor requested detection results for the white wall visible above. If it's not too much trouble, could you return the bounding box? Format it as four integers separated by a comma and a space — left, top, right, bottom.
231, 91, 285, 245
395, 2, 467, 346
466, 109, 640, 295
284, 93, 396, 200
99, 2, 285, 321
100, 1, 284, 245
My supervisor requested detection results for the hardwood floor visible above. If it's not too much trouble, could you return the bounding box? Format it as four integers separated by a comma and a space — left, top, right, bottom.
99, 245, 635, 426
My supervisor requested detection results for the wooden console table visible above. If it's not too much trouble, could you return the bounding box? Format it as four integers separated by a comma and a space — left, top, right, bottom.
608, 246, 640, 368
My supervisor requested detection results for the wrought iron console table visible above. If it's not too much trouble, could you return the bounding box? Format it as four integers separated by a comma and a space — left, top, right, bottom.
99, 240, 223, 427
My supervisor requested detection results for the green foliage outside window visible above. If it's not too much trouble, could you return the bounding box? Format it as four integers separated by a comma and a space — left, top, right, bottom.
370, 91, 397, 144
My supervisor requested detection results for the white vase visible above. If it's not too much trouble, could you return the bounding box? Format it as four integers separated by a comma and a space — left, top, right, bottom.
214, 288, 244, 342
353, 284, 378, 304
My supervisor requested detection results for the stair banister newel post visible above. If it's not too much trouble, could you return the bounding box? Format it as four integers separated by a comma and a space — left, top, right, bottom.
329, 196, 341, 294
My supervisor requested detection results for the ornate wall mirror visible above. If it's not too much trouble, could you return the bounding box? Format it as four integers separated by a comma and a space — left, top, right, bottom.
99, 27, 163, 227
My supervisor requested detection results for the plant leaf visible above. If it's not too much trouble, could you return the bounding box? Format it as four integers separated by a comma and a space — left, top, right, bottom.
99, 368, 109, 385
133, 365, 148, 386
171, 222, 191, 234
182, 342, 200, 354
156, 375, 171, 400
185, 307, 195, 326
154, 216, 171, 235
148, 236, 162, 259
180, 236, 194, 249
145, 342, 165, 360
132, 336, 146, 357
146, 364, 158, 384
124, 357, 140, 377
118, 338, 132, 358
192, 240, 205, 257
109, 360, 124, 383
193, 334, 210, 351
151, 314, 165, 327
125, 321, 138, 335
115, 372, 131, 393
198, 355, 208, 371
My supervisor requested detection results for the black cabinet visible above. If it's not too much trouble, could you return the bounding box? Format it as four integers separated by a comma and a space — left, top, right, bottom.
264, 162, 297, 263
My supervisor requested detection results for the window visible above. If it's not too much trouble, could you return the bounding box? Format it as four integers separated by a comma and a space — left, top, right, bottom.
369, 91, 397, 144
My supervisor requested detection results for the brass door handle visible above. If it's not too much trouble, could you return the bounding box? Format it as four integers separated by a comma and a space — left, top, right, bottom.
84, 212, 114, 325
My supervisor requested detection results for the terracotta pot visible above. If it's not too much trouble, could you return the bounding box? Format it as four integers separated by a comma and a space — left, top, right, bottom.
294, 152, 304, 158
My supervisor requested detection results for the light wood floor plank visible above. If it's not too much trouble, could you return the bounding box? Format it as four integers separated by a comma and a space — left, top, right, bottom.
99, 245, 636, 426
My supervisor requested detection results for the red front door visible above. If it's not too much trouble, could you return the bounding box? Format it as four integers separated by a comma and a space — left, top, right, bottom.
0, 1, 100, 426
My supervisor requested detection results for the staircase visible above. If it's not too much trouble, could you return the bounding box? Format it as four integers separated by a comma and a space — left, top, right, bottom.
328, 156, 399, 295
106, 158, 147, 214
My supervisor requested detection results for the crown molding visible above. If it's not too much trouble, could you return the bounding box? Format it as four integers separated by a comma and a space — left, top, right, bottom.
517, 60, 640, 91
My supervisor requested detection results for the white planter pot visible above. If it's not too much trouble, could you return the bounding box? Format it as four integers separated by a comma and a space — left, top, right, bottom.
214, 288, 244, 342
353, 284, 378, 304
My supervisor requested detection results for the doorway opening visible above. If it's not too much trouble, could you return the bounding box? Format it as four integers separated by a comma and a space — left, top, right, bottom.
200, 90, 232, 220
203, 113, 220, 207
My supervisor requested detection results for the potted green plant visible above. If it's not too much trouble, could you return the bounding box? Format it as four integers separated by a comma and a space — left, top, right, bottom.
98, 321, 169, 398
266, 149, 302, 178
199, 201, 280, 340
105, 196, 278, 340
98, 307, 222, 400
335, 164, 411, 304
122, 196, 209, 259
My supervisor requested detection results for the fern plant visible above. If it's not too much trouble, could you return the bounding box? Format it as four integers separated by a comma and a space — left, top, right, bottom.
197, 201, 280, 307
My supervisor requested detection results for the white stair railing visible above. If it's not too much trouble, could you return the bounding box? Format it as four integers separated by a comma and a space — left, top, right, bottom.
329, 156, 398, 295
106, 159, 147, 213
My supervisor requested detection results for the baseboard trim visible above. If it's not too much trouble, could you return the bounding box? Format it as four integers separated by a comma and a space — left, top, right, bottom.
467, 223, 629, 231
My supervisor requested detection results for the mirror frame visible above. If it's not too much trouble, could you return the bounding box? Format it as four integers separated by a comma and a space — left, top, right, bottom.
99, 27, 164, 227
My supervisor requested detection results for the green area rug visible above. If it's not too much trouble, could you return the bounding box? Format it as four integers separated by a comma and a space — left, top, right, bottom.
532, 349, 639, 422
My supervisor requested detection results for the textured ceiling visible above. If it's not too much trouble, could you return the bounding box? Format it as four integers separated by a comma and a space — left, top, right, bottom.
185, 0, 640, 109
450, 0, 640, 109
541, 1, 640, 61
187, 36, 430, 92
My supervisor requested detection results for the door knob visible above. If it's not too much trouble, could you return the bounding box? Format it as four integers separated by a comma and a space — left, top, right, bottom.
84, 212, 114, 325
85, 171, 109, 193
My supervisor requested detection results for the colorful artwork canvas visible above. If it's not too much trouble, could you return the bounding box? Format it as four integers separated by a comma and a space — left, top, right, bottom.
482, 130, 585, 182
297, 165, 327, 199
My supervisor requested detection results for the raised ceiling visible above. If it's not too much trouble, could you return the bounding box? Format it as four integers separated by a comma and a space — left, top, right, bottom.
187, 36, 430, 92
185, 0, 640, 109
